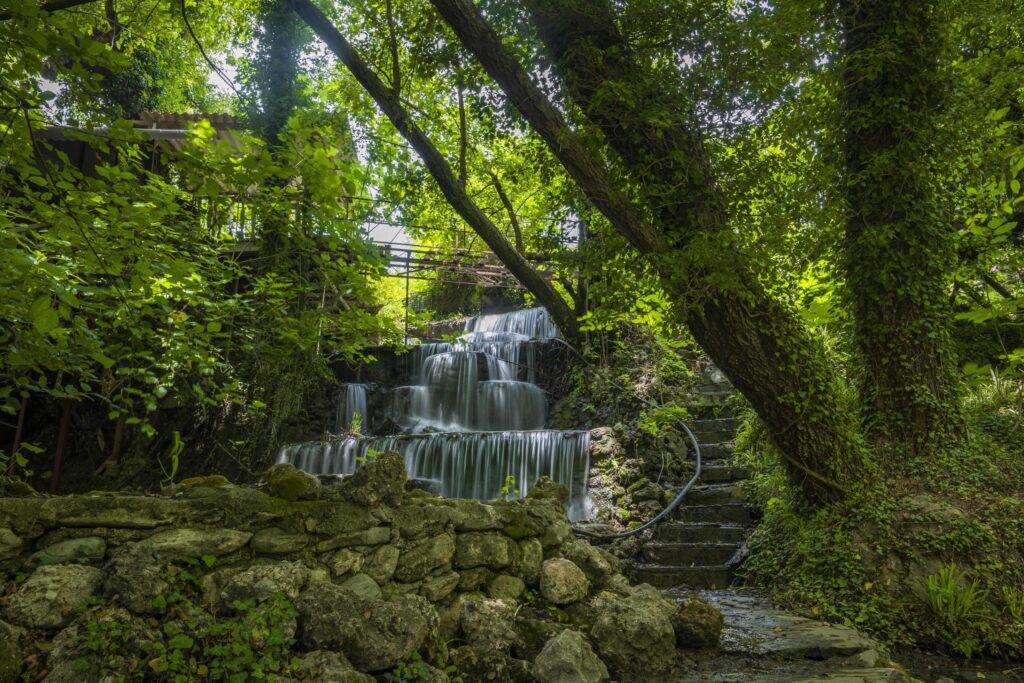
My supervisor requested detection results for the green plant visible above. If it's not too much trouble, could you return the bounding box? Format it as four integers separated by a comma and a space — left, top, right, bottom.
924, 563, 993, 658
387, 653, 435, 682
500, 474, 519, 500
349, 410, 363, 434
1001, 585, 1024, 622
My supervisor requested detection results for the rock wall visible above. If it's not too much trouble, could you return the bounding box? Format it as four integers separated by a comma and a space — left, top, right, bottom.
0, 456, 721, 683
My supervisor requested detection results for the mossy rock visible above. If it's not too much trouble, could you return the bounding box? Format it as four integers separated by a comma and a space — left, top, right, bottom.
265, 463, 322, 502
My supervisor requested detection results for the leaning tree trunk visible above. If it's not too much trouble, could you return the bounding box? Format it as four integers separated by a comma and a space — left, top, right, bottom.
430, 0, 867, 504
840, 0, 964, 456
286, 0, 579, 340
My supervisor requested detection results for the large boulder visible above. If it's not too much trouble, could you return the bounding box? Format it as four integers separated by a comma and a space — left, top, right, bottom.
586, 592, 676, 675
672, 598, 723, 648
296, 584, 436, 672
341, 452, 407, 507
0, 620, 21, 683
4, 564, 102, 628
103, 546, 167, 614
461, 598, 519, 650
265, 463, 322, 501
539, 559, 589, 605
515, 538, 544, 585
533, 629, 609, 683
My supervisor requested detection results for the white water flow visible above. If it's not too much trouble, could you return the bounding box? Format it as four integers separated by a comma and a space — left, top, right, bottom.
335, 384, 368, 433
277, 308, 591, 519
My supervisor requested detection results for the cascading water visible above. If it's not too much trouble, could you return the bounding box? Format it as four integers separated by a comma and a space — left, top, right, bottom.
277, 308, 592, 519
335, 383, 368, 433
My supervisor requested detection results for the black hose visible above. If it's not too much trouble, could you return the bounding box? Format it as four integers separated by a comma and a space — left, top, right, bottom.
545, 337, 704, 541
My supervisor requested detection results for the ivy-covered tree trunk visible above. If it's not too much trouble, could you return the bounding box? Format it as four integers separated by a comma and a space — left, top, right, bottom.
840, 0, 964, 455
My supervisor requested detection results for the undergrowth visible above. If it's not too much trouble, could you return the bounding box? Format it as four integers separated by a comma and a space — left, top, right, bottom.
735, 381, 1024, 660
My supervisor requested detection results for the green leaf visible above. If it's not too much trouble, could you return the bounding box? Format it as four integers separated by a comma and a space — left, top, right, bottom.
30, 296, 59, 334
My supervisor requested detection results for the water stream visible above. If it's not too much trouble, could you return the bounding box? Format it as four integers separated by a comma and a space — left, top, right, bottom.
277, 308, 592, 519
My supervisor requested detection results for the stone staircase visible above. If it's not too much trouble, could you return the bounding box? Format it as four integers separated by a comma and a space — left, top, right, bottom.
630, 387, 754, 589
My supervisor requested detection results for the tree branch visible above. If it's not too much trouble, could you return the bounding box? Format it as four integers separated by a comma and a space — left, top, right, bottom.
488, 169, 524, 252
285, 0, 578, 338
1, 0, 102, 21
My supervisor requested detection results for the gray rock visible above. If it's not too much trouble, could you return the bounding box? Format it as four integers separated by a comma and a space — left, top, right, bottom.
330, 548, 364, 576
420, 570, 460, 602
587, 592, 676, 675
220, 561, 310, 604
394, 533, 455, 582
533, 629, 609, 683
135, 527, 251, 560
672, 598, 723, 648
362, 544, 400, 584
265, 462, 322, 501
0, 529, 22, 561
0, 620, 21, 683
540, 559, 589, 605
103, 545, 168, 614
488, 574, 526, 600
461, 598, 519, 650
316, 526, 391, 552
557, 539, 619, 590
515, 537, 543, 585
455, 532, 513, 570
296, 650, 374, 683
341, 452, 407, 507
4, 564, 103, 628
389, 503, 454, 540
31, 537, 106, 566
338, 573, 382, 601
589, 427, 624, 462
250, 527, 308, 554
458, 566, 495, 591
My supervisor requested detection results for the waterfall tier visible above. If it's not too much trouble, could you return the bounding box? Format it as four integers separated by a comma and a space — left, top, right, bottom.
278, 430, 591, 520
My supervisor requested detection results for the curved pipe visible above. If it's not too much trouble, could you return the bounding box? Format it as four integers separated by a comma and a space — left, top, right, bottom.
546, 337, 703, 541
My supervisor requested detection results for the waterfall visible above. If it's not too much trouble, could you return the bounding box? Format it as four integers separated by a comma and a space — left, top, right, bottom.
335, 383, 368, 433
280, 308, 591, 519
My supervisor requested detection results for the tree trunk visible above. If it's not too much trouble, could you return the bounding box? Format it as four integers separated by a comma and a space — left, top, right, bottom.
840, 0, 964, 455
287, 0, 579, 339
431, 0, 867, 504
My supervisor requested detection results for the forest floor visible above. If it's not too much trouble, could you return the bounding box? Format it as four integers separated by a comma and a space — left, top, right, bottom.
661, 589, 1023, 682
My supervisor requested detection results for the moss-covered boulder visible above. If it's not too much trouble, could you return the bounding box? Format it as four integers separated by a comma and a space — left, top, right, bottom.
0, 620, 21, 683
455, 532, 514, 570
220, 561, 310, 604
539, 559, 589, 605
362, 544, 400, 584
394, 533, 455, 582
557, 539, 619, 590
461, 598, 519, 650
30, 536, 106, 566
672, 598, 723, 648
584, 591, 676, 676
251, 527, 309, 555
265, 463, 322, 502
4, 564, 102, 629
0, 528, 22, 561
449, 645, 531, 683
526, 476, 569, 504
296, 650, 375, 683
533, 629, 609, 683
135, 527, 251, 560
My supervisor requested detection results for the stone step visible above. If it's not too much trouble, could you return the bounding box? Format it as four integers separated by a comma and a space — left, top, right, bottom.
630, 564, 734, 589
688, 417, 742, 442
654, 522, 748, 544
695, 442, 733, 460
690, 403, 737, 420
683, 483, 746, 506
699, 463, 752, 483
642, 542, 739, 566
674, 503, 751, 525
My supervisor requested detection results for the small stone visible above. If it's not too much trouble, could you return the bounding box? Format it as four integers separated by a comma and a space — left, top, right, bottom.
265, 462, 322, 501
420, 570, 460, 602
672, 598, 723, 648
5, 564, 102, 628
394, 533, 455, 583
330, 548, 364, 576
30, 536, 106, 566
0, 528, 22, 561
455, 532, 513, 570
533, 629, 609, 683
540, 559, 589, 605
220, 561, 309, 604
362, 544, 400, 584
338, 573, 383, 601
488, 574, 526, 600
251, 527, 309, 555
